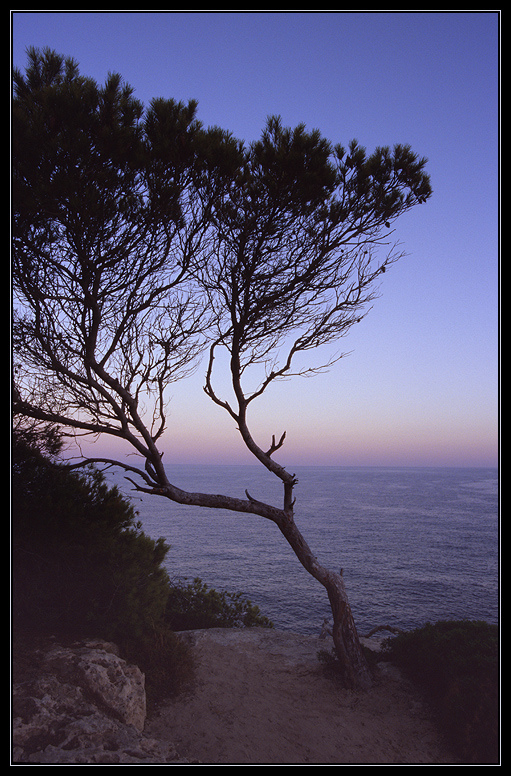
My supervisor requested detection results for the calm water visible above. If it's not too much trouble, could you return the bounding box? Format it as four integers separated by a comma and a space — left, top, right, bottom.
106, 466, 499, 637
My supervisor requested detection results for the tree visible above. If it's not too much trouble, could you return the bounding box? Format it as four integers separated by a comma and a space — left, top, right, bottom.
13, 48, 432, 689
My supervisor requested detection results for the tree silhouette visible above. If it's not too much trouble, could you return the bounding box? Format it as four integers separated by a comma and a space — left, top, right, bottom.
13, 48, 432, 689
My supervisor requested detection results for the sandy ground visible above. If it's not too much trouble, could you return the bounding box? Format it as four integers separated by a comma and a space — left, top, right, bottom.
145, 628, 458, 765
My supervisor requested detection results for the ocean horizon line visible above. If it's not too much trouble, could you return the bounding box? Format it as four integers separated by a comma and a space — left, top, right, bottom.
99, 459, 498, 472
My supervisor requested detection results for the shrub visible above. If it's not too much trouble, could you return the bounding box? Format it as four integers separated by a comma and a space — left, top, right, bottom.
12, 439, 171, 643
12, 434, 190, 698
165, 576, 274, 630
382, 620, 499, 763
121, 622, 196, 704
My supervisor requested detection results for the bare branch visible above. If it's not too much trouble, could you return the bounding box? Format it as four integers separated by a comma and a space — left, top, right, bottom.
265, 431, 286, 457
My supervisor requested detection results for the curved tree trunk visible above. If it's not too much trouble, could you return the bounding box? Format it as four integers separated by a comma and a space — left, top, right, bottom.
276, 511, 372, 691
324, 570, 372, 690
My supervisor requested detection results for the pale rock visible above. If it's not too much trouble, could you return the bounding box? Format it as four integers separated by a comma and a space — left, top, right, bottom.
12, 638, 196, 764
42, 640, 146, 731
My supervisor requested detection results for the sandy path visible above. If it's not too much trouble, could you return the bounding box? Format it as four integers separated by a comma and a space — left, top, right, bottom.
145, 628, 457, 765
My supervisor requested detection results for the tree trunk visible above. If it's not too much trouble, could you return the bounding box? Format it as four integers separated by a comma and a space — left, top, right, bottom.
276, 511, 372, 691
324, 570, 372, 690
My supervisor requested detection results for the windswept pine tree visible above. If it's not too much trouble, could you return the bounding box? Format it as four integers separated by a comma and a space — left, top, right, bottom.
13, 48, 431, 689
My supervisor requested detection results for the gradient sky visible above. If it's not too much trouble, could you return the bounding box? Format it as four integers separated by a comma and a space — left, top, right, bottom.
12, 11, 499, 468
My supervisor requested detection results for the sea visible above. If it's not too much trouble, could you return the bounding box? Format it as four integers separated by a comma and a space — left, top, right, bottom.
105, 465, 499, 637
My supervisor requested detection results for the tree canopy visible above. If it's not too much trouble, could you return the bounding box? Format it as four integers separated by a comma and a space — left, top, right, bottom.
13, 47, 431, 478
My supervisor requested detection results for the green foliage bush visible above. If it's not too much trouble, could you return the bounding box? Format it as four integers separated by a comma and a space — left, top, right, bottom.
382, 620, 499, 763
165, 576, 274, 631
12, 434, 193, 697
12, 437, 170, 643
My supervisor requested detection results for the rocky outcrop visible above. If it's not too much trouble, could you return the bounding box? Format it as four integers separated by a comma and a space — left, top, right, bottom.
12, 637, 196, 764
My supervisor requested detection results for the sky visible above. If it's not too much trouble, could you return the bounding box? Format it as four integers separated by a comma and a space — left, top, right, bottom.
11, 11, 500, 468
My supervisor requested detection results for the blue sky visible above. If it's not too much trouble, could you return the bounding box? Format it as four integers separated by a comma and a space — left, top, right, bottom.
12, 11, 499, 467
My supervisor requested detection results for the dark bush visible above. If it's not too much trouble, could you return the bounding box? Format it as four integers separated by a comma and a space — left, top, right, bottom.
165, 576, 274, 630
12, 438, 170, 643
121, 621, 196, 703
12, 433, 191, 697
382, 620, 499, 763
